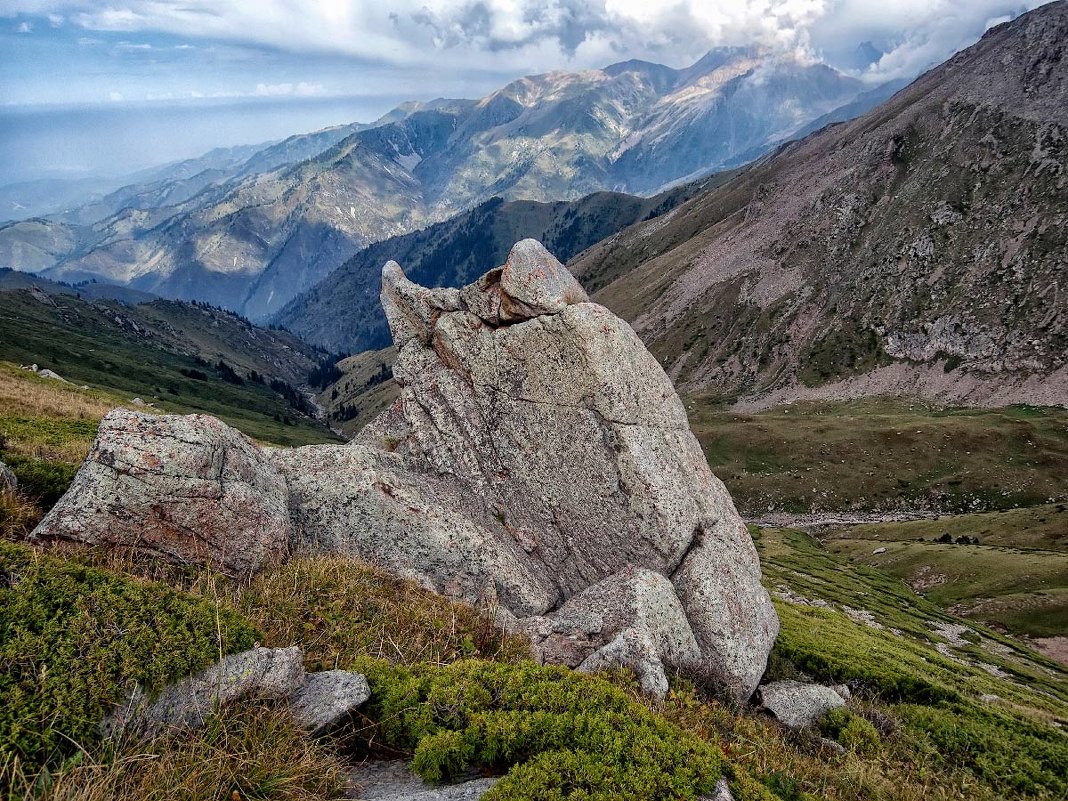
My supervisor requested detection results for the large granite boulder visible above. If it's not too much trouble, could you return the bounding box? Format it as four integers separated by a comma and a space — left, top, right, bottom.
33, 240, 778, 700
30, 410, 292, 573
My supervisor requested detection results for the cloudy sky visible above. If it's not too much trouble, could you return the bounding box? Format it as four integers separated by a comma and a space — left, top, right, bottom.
0, 0, 1049, 184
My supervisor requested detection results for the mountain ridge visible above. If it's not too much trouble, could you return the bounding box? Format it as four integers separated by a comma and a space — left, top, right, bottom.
0, 48, 889, 321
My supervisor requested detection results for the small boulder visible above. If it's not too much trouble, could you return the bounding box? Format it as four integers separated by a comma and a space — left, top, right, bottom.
701, 778, 736, 801
130, 397, 146, 406
0, 460, 16, 493
31, 409, 292, 574
36, 368, 66, 382
497, 238, 589, 321
289, 669, 370, 736
352, 760, 498, 800
758, 679, 846, 729
872, 547, 886, 555
519, 566, 701, 699
104, 646, 304, 739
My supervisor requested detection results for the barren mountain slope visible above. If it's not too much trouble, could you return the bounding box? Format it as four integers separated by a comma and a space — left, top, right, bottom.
570, 1, 1068, 408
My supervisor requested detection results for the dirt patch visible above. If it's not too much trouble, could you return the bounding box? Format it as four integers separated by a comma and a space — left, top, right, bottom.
1030, 637, 1068, 668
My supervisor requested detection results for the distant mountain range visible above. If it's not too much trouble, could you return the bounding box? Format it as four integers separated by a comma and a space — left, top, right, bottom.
297, 1, 1066, 417
0, 49, 890, 321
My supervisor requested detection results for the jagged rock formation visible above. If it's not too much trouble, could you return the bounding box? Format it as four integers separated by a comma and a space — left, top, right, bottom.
32, 240, 778, 701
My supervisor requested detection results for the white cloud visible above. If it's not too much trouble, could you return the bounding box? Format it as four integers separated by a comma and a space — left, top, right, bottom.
107, 90, 124, 101
3, 1, 1054, 84
253, 81, 327, 97
16, 21, 32, 33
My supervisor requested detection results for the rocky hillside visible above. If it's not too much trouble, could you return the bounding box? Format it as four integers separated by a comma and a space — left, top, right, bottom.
275, 174, 727, 353
0, 51, 884, 321
565, 2, 1067, 409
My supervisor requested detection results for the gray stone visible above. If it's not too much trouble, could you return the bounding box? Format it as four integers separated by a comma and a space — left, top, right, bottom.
104, 646, 304, 739
31, 409, 292, 574
350, 760, 497, 800
818, 737, 847, 755
758, 680, 847, 729
701, 778, 736, 801
872, 546, 886, 555
497, 238, 589, 321
289, 669, 370, 736
36, 368, 66, 382
519, 566, 701, 699
0, 459, 16, 493
382, 260, 462, 348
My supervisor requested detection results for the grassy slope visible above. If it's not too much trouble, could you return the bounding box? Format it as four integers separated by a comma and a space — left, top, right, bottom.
686, 398, 1068, 516
821, 504, 1068, 638
0, 289, 339, 447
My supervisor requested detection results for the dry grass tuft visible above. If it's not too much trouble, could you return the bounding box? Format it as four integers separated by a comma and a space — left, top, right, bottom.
0, 488, 43, 540
236, 555, 532, 669
0, 364, 121, 423
1, 702, 347, 801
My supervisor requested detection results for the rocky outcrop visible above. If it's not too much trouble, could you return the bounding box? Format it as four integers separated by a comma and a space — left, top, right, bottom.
104, 647, 306, 739
519, 567, 702, 698
102, 646, 371, 741
34, 240, 778, 701
757, 680, 847, 729
30, 410, 292, 573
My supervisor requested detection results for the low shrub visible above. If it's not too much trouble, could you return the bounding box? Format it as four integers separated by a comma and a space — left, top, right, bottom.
817, 708, 880, 755
0, 541, 259, 783
0, 455, 78, 508
355, 659, 723, 800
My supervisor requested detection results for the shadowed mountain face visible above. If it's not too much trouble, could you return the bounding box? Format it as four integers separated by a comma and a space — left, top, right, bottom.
0, 51, 879, 321
274, 174, 731, 353
565, 1, 1068, 409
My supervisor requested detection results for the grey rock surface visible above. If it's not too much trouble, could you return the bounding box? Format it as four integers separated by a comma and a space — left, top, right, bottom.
0, 459, 16, 492
31, 408, 292, 573
497, 238, 589, 321
349, 760, 497, 801
701, 778, 736, 801
104, 646, 305, 739
289, 669, 371, 736
519, 566, 701, 699
38, 240, 778, 701
758, 679, 847, 729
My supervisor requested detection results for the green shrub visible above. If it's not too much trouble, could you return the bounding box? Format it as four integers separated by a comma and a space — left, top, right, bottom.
0, 455, 78, 508
354, 659, 723, 800
817, 708, 879, 755
0, 541, 259, 781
